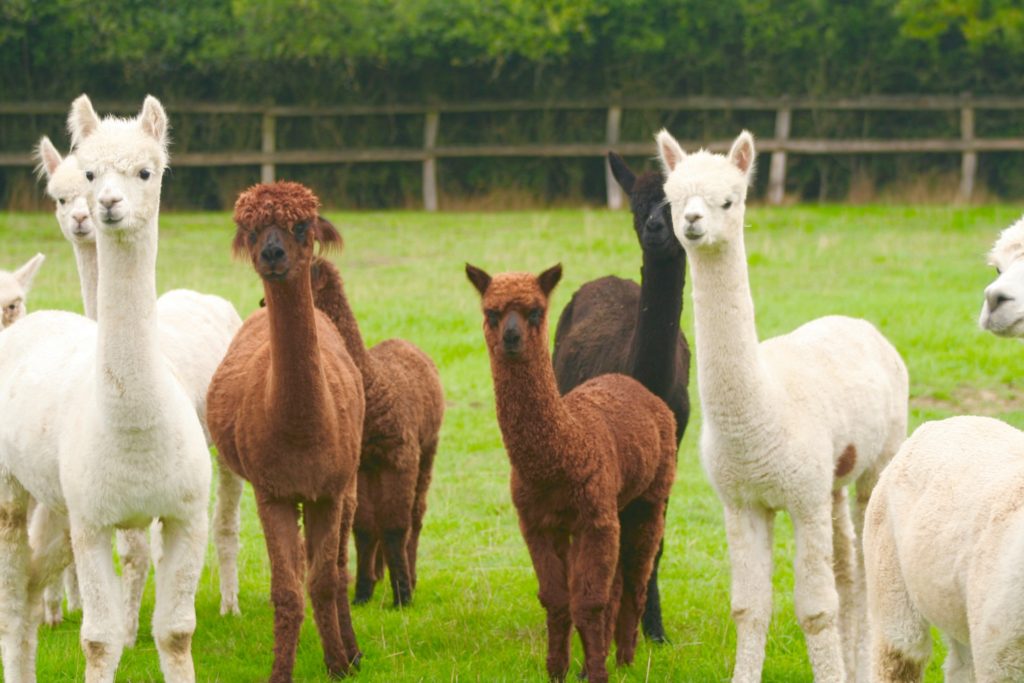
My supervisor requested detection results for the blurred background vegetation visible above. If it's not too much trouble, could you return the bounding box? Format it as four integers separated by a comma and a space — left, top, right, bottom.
3, 0, 1024, 209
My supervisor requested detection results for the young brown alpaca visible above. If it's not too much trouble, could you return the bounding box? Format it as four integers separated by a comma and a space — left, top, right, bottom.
309, 256, 444, 607
206, 182, 365, 681
466, 263, 677, 683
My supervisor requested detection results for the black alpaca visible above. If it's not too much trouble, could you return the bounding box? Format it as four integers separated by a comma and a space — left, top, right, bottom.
552, 151, 691, 642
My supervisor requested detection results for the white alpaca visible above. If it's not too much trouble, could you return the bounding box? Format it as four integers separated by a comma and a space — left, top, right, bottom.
979, 214, 1024, 336
656, 129, 908, 683
0, 95, 210, 682
864, 417, 1024, 682
35, 138, 245, 625
0, 254, 44, 330
863, 220, 1024, 681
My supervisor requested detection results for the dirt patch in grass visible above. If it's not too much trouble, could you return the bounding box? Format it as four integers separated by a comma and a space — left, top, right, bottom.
913, 385, 1024, 416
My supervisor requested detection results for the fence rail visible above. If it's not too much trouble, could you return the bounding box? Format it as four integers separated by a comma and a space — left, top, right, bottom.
2, 95, 1019, 209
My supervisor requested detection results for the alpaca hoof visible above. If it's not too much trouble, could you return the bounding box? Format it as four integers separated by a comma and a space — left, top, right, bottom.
220, 597, 241, 616
642, 626, 669, 644
577, 668, 588, 680
43, 609, 63, 627
351, 651, 362, 670
353, 593, 372, 606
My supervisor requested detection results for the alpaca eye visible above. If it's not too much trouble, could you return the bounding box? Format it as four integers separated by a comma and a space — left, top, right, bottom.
248, 231, 259, 245
85, 171, 94, 182
485, 310, 500, 328
294, 222, 310, 241
722, 200, 733, 209
996, 267, 1003, 275
58, 198, 66, 205
528, 308, 544, 326
139, 169, 151, 180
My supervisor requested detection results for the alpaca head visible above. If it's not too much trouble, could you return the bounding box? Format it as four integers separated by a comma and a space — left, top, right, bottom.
0, 253, 45, 330
35, 136, 96, 246
608, 151, 681, 262
68, 94, 169, 239
232, 181, 341, 282
656, 129, 756, 251
466, 263, 562, 360
980, 215, 1024, 337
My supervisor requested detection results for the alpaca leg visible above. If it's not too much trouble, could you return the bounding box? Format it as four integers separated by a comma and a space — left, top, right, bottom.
151, 514, 207, 683
65, 562, 82, 612
336, 481, 361, 665
792, 507, 845, 683
568, 523, 619, 683
943, 639, 973, 683
303, 497, 352, 677
640, 536, 667, 643
615, 498, 666, 667
353, 469, 378, 605
25, 504, 73, 679
522, 526, 572, 681
0, 479, 33, 682
256, 497, 306, 683
71, 523, 124, 683
377, 465, 417, 607
605, 565, 624, 659
724, 505, 774, 683
212, 462, 244, 616
31, 504, 65, 628
831, 488, 859, 681
408, 437, 438, 591
116, 527, 150, 648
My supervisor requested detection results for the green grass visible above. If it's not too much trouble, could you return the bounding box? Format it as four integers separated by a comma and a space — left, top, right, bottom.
2, 204, 1024, 681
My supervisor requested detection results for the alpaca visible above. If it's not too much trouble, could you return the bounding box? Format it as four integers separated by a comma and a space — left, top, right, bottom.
552, 151, 690, 642
308, 256, 444, 607
863, 416, 1024, 682
206, 182, 365, 681
34, 137, 246, 628
656, 129, 908, 682
466, 263, 677, 683
0, 95, 211, 681
0, 253, 44, 330
979, 214, 1024, 336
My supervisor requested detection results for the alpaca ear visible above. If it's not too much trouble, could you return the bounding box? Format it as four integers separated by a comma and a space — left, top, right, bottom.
139, 95, 169, 146
34, 137, 62, 180
728, 130, 756, 180
607, 152, 635, 195
14, 253, 45, 291
537, 263, 562, 297
465, 264, 491, 297
315, 217, 343, 252
656, 129, 686, 175
231, 226, 250, 260
68, 94, 101, 147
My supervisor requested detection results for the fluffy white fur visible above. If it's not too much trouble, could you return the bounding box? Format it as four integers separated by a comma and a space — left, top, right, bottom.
0, 95, 210, 682
979, 214, 1024, 336
864, 416, 1024, 681
0, 254, 44, 330
657, 129, 909, 683
34, 139, 245, 624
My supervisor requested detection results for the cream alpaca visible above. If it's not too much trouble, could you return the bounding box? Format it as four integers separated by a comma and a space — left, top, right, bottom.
657, 129, 908, 682
0, 95, 210, 682
0, 253, 44, 330
980, 214, 1024, 336
35, 138, 245, 624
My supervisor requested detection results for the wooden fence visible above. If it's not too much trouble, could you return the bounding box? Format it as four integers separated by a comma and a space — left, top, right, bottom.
2, 95, 1021, 209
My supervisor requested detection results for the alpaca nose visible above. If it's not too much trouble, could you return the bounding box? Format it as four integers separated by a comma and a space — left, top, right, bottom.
986, 288, 1013, 313
260, 244, 286, 264
72, 210, 89, 225
99, 193, 121, 209
684, 211, 702, 225
502, 315, 522, 351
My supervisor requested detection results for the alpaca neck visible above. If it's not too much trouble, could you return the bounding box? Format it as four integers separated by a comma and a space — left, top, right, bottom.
490, 336, 575, 482
688, 225, 774, 436
264, 272, 328, 428
628, 253, 685, 399
94, 218, 165, 426
316, 277, 374, 384
72, 241, 99, 321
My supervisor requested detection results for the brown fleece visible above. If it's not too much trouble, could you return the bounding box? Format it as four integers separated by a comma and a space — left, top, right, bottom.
207, 182, 365, 682
310, 256, 445, 607
466, 264, 677, 683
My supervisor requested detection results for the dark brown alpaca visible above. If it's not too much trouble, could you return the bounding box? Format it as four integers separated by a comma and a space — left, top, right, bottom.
206, 182, 365, 681
309, 256, 444, 607
466, 263, 677, 683
553, 152, 691, 642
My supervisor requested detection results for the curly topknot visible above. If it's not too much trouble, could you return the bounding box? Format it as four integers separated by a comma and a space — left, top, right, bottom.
234, 181, 321, 229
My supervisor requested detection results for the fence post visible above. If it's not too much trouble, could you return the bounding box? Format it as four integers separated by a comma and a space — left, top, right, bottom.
768, 106, 791, 205
261, 111, 276, 184
959, 105, 976, 203
605, 105, 623, 210
423, 111, 440, 212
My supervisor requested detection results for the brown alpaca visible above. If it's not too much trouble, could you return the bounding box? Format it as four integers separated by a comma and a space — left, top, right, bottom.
466, 263, 677, 683
206, 182, 365, 681
309, 256, 444, 607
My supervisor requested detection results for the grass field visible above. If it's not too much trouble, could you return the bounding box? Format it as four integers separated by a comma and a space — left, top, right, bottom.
2, 204, 1024, 681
